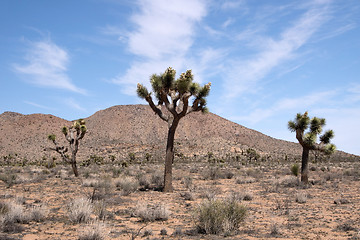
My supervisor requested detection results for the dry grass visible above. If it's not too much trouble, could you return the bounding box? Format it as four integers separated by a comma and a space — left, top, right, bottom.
0, 161, 359, 239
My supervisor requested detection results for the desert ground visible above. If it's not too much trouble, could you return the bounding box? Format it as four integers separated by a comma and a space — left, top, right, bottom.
1, 157, 359, 240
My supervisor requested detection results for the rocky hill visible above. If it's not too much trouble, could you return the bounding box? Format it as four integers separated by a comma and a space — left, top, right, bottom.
0, 105, 355, 164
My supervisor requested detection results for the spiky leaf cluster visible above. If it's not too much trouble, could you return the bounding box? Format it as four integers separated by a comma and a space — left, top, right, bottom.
136, 67, 211, 115
288, 112, 336, 154
48, 134, 56, 141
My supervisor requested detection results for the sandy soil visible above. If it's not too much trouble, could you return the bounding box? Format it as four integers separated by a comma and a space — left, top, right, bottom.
1, 160, 359, 240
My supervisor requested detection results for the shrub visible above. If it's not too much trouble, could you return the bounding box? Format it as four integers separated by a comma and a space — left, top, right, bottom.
291, 164, 300, 176
67, 198, 93, 223
29, 205, 49, 222
0, 174, 17, 188
295, 192, 308, 203
138, 175, 151, 190
0, 200, 28, 233
228, 191, 253, 202
134, 202, 170, 222
150, 171, 164, 189
78, 221, 108, 240
204, 167, 223, 180
181, 176, 193, 189
195, 198, 247, 235
114, 177, 139, 196
180, 192, 194, 201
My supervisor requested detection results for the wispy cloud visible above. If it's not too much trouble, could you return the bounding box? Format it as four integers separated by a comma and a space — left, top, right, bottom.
221, 0, 246, 10
111, 0, 207, 94
63, 98, 86, 112
223, 1, 332, 99
13, 40, 86, 94
235, 90, 337, 124
24, 101, 54, 110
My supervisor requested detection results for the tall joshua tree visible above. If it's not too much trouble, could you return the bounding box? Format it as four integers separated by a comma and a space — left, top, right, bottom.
137, 67, 211, 192
288, 112, 336, 183
46, 119, 87, 177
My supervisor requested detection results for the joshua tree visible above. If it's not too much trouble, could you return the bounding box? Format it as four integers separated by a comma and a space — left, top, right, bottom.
288, 112, 336, 183
137, 67, 211, 192
46, 119, 87, 177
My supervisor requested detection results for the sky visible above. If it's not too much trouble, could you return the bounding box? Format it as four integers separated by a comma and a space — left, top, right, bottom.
1, 0, 359, 155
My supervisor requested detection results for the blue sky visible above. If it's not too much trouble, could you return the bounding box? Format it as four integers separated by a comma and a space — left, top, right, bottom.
1, 0, 359, 155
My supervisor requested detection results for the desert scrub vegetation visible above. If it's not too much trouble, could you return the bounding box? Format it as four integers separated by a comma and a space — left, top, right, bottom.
78, 221, 108, 240
194, 198, 247, 235
67, 197, 93, 223
0, 199, 49, 233
291, 163, 300, 176
134, 202, 170, 222
114, 176, 139, 196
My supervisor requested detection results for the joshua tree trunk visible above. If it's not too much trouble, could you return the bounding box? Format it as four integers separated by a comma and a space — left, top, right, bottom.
71, 153, 79, 177
164, 118, 179, 192
301, 147, 309, 184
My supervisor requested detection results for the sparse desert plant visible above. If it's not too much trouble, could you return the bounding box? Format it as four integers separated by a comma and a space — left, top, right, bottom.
195, 198, 247, 235
0, 174, 17, 188
45, 119, 87, 177
235, 176, 256, 184
29, 205, 49, 222
291, 163, 300, 176
128, 152, 136, 163
288, 112, 336, 183
134, 202, 170, 222
200, 186, 222, 200
270, 223, 281, 236
67, 197, 93, 223
137, 67, 211, 192
228, 191, 253, 202
150, 170, 164, 189
336, 221, 357, 232
93, 200, 109, 221
78, 221, 108, 240
295, 192, 308, 203
246, 148, 260, 162
180, 191, 194, 201
181, 176, 193, 189
138, 174, 151, 190
114, 176, 139, 196
279, 175, 300, 188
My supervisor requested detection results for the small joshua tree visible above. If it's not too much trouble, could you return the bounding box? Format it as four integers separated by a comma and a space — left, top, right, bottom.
46, 119, 87, 177
288, 112, 336, 183
137, 67, 211, 192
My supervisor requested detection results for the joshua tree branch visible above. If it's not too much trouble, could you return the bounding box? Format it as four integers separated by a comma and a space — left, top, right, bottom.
145, 95, 169, 122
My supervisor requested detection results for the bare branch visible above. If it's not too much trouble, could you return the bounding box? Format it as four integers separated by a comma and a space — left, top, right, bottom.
145, 95, 169, 122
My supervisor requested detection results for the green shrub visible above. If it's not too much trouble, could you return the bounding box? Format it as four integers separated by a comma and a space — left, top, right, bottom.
291, 164, 300, 177
195, 198, 247, 235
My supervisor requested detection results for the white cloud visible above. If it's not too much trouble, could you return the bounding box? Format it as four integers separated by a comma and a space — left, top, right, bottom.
24, 101, 54, 110
223, 2, 331, 99
13, 40, 86, 94
127, 0, 206, 59
64, 98, 87, 112
234, 90, 337, 124
221, 0, 245, 10
112, 0, 207, 94
111, 59, 183, 96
